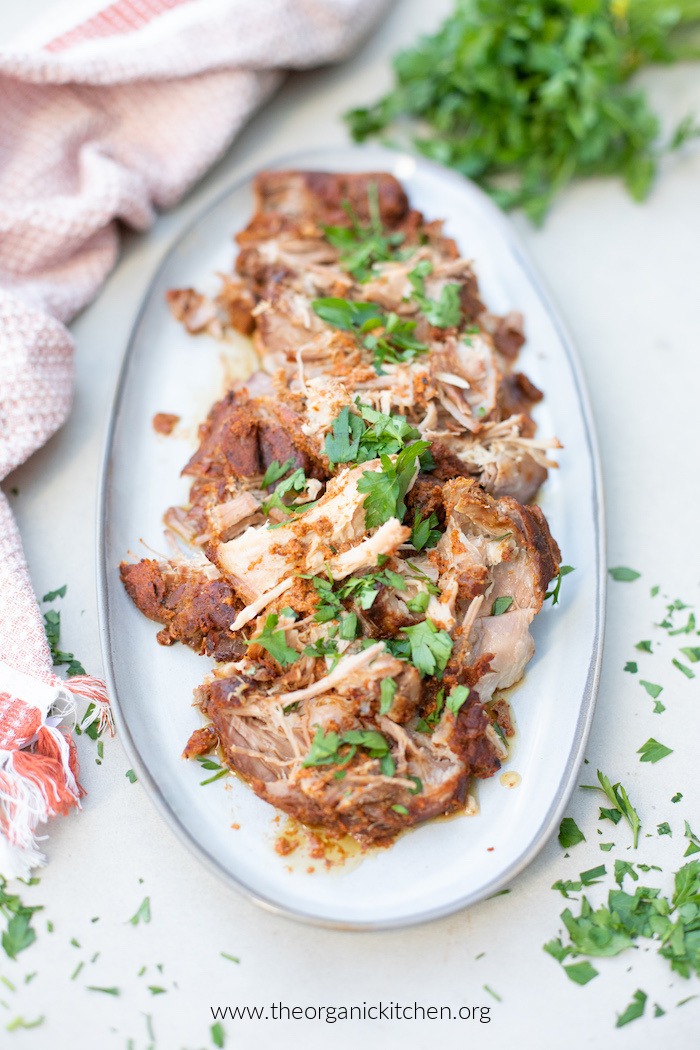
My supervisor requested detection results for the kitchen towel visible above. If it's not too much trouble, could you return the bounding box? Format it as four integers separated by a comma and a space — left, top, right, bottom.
0, 0, 388, 877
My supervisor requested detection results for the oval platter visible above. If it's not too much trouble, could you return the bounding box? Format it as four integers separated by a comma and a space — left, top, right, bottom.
97, 145, 605, 930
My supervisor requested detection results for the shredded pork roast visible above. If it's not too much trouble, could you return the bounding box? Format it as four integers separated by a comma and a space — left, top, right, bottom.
122, 170, 563, 847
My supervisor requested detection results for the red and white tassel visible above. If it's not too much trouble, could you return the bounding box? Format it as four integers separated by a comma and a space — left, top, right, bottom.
67, 674, 114, 736
0, 661, 111, 878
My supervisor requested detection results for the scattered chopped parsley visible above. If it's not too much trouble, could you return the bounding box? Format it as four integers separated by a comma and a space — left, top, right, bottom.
672, 657, 695, 679
391, 804, 409, 815
195, 755, 230, 786
42, 585, 67, 602
248, 613, 299, 667
608, 566, 641, 582
684, 822, 700, 858
624, 661, 637, 674
416, 687, 445, 733
558, 817, 585, 849
220, 952, 240, 964
125, 769, 138, 784
303, 726, 393, 774
312, 297, 428, 371
379, 677, 397, 715
637, 738, 673, 764
564, 960, 598, 986
322, 183, 405, 281
42, 607, 86, 677
657, 822, 672, 837
128, 897, 151, 926
6, 1016, 45, 1032
614, 861, 639, 887
680, 646, 700, 663
396, 618, 453, 677
87, 986, 120, 996
324, 401, 423, 467
261, 458, 296, 489
639, 680, 663, 699
672, 792, 683, 804
446, 684, 470, 715
261, 466, 308, 517
636, 639, 653, 653
408, 259, 462, 328
411, 510, 442, 552
211, 1021, 226, 1049
491, 595, 514, 616
616, 990, 647, 1028
582, 770, 641, 848
358, 442, 430, 528
544, 565, 574, 605
0, 878, 42, 961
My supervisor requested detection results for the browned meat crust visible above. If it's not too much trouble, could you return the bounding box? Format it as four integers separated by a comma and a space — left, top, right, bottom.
119, 559, 245, 662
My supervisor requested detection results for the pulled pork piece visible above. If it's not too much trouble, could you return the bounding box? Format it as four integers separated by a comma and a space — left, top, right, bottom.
211, 458, 412, 605
432, 477, 560, 700
194, 648, 502, 846
119, 558, 245, 662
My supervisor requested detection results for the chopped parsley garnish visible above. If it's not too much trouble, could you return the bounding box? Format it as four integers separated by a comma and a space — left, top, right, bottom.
391, 804, 409, 815
558, 817, 585, 849
311, 297, 428, 372
657, 822, 672, 837
128, 898, 151, 926
322, 183, 405, 281
379, 677, 397, 715
680, 647, 700, 663
87, 986, 120, 996
195, 755, 230, 786
446, 685, 470, 715
491, 595, 514, 616
608, 566, 641, 582
672, 657, 695, 679
261, 457, 296, 489
0, 877, 42, 961
581, 770, 641, 848
261, 466, 307, 516
416, 687, 445, 733
302, 726, 393, 774
637, 738, 673, 764
411, 510, 441, 552
672, 792, 683, 803
42, 607, 86, 677
396, 618, 453, 677
616, 990, 647, 1028
42, 584, 67, 602
639, 680, 663, 700
125, 769, 138, 784
564, 961, 598, 986
544, 565, 574, 605
324, 401, 422, 466
211, 1021, 226, 1049
636, 639, 653, 653
358, 441, 430, 528
408, 260, 462, 328
303, 636, 341, 670
248, 613, 299, 667
683, 822, 700, 858
624, 661, 637, 674
406, 591, 430, 614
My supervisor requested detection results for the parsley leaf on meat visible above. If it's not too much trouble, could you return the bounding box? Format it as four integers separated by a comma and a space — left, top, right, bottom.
399, 618, 453, 677
311, 297, 428, 372
249, 614, 299, 667
358, 442, 430, 528
322, 183, 405, 281
411, 510, 441, 552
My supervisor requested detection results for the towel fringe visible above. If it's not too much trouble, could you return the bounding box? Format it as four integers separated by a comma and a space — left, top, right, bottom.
67, 674, 114, 736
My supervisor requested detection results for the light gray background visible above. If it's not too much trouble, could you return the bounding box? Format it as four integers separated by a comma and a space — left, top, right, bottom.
3, 2, 699, 1047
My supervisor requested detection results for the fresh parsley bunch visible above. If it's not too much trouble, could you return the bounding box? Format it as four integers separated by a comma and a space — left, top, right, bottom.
347, 0, 700, 222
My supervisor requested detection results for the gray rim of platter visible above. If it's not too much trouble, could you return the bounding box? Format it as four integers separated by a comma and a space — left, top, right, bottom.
96, 145, 606, 931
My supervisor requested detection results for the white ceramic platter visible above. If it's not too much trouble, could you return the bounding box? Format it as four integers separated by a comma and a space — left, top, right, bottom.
97, 146, 605, 930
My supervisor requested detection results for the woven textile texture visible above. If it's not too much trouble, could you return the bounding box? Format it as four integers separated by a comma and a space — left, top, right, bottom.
0, 0, 387, 876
